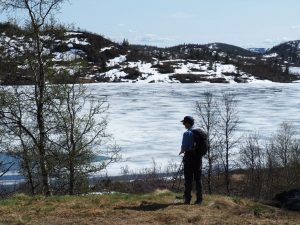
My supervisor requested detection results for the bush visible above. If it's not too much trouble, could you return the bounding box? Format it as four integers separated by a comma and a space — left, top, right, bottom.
152, 63, 175, 74
171, 74, 228, 83
123, 67, 142, 80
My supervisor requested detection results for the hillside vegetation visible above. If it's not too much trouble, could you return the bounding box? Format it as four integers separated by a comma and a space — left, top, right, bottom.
0, 191, 299, 225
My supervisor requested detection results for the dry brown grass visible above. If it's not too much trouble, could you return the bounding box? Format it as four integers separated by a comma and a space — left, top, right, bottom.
0, 191, 299, 225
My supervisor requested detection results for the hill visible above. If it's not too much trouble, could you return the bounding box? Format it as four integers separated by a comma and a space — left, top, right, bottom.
266, 40, 300, 66
0, 192, 299, 225
0, 22, 299, 84
205, 42, 259, 57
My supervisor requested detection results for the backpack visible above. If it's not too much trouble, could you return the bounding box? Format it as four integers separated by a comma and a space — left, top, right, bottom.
191, 129, 208, 156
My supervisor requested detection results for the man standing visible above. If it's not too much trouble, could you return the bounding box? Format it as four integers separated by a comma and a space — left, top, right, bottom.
179, 116, 203, 205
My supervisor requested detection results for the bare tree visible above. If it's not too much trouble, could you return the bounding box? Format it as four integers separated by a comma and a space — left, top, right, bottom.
218, 93, 239, 195
0, 160, 14, 197
0, 0, 66, 196
195, 91, 219, 194
260, 122, 300, 198
264, 141, 277, 198
0, 87, 47, 195
0, 161, 13, 178
291, 139, 300, 186
49, 83, 121, 195
271, 122, 299, 186
239, 132, 263, 198
0, 125, 15, 194
273, 122, 296, 167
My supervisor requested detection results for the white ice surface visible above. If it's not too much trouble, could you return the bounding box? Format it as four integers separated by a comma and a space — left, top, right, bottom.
83, 83, 300, 176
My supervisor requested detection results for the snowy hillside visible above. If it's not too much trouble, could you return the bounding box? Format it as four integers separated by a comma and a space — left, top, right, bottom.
0, 22, 299, 84
265, 40, 300, 65
99, 57, 261, 83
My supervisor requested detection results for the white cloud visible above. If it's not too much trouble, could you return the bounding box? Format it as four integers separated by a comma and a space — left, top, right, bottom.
281, 37, 290, 42
290, 25, 300, 30
128, 29, 137, 33
263, 39, 276, 45
139, 34, 175, 44
263, 37, 293, 47
242, 43, 258, 48
169, 12, 196, 19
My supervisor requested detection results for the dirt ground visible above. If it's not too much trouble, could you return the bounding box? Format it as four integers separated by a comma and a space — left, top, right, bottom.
0, 191, 299, 225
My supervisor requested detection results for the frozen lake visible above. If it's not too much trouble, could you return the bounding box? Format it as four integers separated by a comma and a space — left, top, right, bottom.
1, 82, 300, 182
87, 82, 300, 176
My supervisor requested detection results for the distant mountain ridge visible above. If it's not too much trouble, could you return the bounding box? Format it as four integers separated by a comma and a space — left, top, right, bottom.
0, 22, 299, 84
247, 48, 267, 54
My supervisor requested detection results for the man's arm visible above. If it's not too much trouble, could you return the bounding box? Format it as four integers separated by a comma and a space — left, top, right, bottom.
179, 146, 186, 155
179, 131, 191, 155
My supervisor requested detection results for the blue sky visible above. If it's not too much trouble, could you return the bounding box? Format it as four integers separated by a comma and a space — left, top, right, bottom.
2, 0, 300, 48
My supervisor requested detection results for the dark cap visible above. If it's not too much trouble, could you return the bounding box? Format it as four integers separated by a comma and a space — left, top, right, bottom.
181, 116, 194, 125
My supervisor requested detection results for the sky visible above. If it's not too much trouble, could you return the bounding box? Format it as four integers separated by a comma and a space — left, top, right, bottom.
1, 0, 300, 48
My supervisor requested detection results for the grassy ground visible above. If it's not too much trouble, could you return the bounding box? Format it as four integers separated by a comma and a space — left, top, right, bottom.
0, 190, 299, 225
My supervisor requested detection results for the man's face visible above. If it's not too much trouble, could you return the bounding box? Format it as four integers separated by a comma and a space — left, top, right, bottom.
183, 121, 191, 129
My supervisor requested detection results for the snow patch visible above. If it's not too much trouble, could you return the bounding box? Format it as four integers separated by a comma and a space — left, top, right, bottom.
289, 67, 300, 75
107, 55, 127, 67
104, 69, 127, 80
100, 46, 114, 52
65, 37, 90, 46
53, 49, 85, 61
65, 32, 83, 36
263, 53, 278, 58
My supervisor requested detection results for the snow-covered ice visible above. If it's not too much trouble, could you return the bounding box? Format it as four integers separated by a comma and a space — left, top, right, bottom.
86, 83, 300, 176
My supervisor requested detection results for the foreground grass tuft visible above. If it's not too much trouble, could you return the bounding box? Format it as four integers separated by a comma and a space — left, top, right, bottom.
0, 191, 299, 225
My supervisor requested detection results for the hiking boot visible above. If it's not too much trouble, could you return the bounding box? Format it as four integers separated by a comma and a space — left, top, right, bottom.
194, 199, 202, 205
183, 192, 191, 204
184, 199, 191, 204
